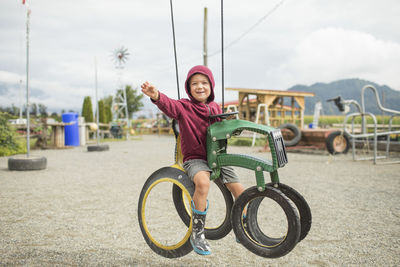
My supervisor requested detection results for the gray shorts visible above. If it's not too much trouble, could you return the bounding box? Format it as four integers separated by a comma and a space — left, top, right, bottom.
183, 159, 240, 184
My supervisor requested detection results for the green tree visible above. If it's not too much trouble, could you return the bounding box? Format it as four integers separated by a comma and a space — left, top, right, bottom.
101, 95, 113, 123
97, 100, 105, 123
116, 85, 144, 119
11, 104, 19, 116
30, 103, 38, 117
81, 96, 94, 122
38, 104, 47, 117
105, 103, 112, 123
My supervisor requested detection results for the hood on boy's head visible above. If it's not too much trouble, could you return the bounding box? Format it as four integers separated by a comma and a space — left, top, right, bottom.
185, 65, 215, 103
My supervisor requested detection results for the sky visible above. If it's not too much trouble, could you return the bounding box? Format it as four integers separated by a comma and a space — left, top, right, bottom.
1, 0, 400, 116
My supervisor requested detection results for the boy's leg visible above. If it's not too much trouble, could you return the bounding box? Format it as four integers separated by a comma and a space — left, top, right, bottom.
225, 182, 245, 199
192, 171, 211, 211
191, 170, 211, 255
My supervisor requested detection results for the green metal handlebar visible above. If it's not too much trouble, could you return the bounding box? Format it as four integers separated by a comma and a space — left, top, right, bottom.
207, 119, 288, 191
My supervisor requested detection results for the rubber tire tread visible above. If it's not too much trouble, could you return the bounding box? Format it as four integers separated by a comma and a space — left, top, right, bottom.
172, 178, 234, 240
325, 130, 350, 154
8, 156, 47, 171
232, 186, 300, 258
249, 183, 311, 243
138, 167, 195, 258
278, 123, 301, 147
87, 144, 110, 152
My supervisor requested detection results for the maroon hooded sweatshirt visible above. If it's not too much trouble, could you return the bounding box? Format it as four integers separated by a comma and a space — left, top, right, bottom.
152, 65, 222, 163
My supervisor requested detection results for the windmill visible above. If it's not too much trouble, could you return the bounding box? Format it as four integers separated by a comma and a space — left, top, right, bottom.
111, 46, 130, 138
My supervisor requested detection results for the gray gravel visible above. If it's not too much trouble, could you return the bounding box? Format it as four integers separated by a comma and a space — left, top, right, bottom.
1, 135, 399, 266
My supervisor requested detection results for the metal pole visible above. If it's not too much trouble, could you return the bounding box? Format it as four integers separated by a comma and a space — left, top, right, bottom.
19, 79, 23, 121
95, 57, 100, 145
122, 82, 130, 139
25, 6, 30, 158
220, 0, 225, 112
203, 7, 208, 66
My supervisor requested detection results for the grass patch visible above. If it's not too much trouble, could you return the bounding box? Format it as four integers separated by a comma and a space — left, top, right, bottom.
228, 137, 267, 147
304, 115, 400, 127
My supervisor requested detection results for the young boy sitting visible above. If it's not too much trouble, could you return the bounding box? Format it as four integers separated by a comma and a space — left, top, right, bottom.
141, 65, 245, 255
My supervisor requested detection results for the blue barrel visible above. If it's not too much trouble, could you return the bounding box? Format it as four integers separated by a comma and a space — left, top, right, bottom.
62, 113, 80, 146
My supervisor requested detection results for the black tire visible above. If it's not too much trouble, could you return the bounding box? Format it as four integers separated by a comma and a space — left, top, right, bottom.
326, 131, 350, 154
87, 144, 110, 152
278, 123, 301, 147
232, 186, 300, 258
138, 167, 195, 258
252, 183, 311, 242
172, 178, 234, 240
8, 155, 47, 171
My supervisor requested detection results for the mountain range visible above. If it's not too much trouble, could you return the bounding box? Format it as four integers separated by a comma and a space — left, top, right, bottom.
287, 78, 400, 115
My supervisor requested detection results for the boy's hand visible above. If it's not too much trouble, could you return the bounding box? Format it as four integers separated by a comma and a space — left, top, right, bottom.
141, 81, 159, 101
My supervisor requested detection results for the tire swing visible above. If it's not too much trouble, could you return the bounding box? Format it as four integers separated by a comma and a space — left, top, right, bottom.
87, 58, 109, 152
138, 0, 310, 259
9, 5, 47, 171
138, 167, 195, 258
325, 130, 350, 154
232, 186, 300, 258
246, 183, 311, 244
137, 0, 233, 257
8, 155, 47, 171
278, 123, 301, 147
171, 119, 234, 240
172, 177, 234, 240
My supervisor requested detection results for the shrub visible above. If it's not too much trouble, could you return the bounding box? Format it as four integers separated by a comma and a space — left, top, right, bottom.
0, 113, 25, 156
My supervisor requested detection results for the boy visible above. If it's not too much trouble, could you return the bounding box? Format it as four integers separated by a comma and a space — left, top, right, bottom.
141, 65, 245, 255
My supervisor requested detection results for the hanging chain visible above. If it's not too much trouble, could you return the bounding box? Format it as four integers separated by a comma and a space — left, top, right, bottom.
220, 0, 225, 112
169, 0, 181, 100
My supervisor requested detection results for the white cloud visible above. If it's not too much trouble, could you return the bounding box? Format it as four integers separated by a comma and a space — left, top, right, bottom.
1, 0, 400, 113
265, 27, 400, 90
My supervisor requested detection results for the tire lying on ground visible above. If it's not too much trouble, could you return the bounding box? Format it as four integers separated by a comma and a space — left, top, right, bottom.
8, 155, 47, 171
325, 131, 350, 154
278, 123, 301, 147
87, 144, 110, 152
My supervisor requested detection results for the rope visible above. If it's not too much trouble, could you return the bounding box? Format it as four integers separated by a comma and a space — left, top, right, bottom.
169, 0, 180, 99
221, 0, 225, 112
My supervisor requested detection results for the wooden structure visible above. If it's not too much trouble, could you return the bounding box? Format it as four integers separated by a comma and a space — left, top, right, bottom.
12, 122, 70, 149
226, 88, 315, 128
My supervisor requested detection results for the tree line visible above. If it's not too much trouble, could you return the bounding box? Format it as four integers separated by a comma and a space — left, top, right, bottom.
81, 84, 143, 124
0, 103, 51, 117
0, 84, 144, 123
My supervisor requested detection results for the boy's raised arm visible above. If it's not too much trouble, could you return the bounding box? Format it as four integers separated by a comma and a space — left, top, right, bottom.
141, 81, 159, 101
141, 81, 182, 120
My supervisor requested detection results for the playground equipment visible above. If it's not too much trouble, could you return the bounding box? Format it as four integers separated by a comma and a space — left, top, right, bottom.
250, 102, 301, 148
111, 46, 130, 139
8, 1, 47, 171
138, 114, 312, 258
137, 0, 311, 258
226, 88, 315, 129
87, 57, 109, 152
327, 85, 400, 164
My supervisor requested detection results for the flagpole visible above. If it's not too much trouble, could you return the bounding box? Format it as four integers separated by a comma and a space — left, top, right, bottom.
25, 1, 31, 157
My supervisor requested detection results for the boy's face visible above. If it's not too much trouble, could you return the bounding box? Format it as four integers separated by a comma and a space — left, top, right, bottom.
189, 73, 211, 104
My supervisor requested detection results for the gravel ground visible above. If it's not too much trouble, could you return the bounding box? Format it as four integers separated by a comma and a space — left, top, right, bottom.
1, 135, 399, 266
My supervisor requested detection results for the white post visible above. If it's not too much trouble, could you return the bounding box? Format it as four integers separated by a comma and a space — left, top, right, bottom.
25, 4, 31, 157
95, 57, 100, 145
